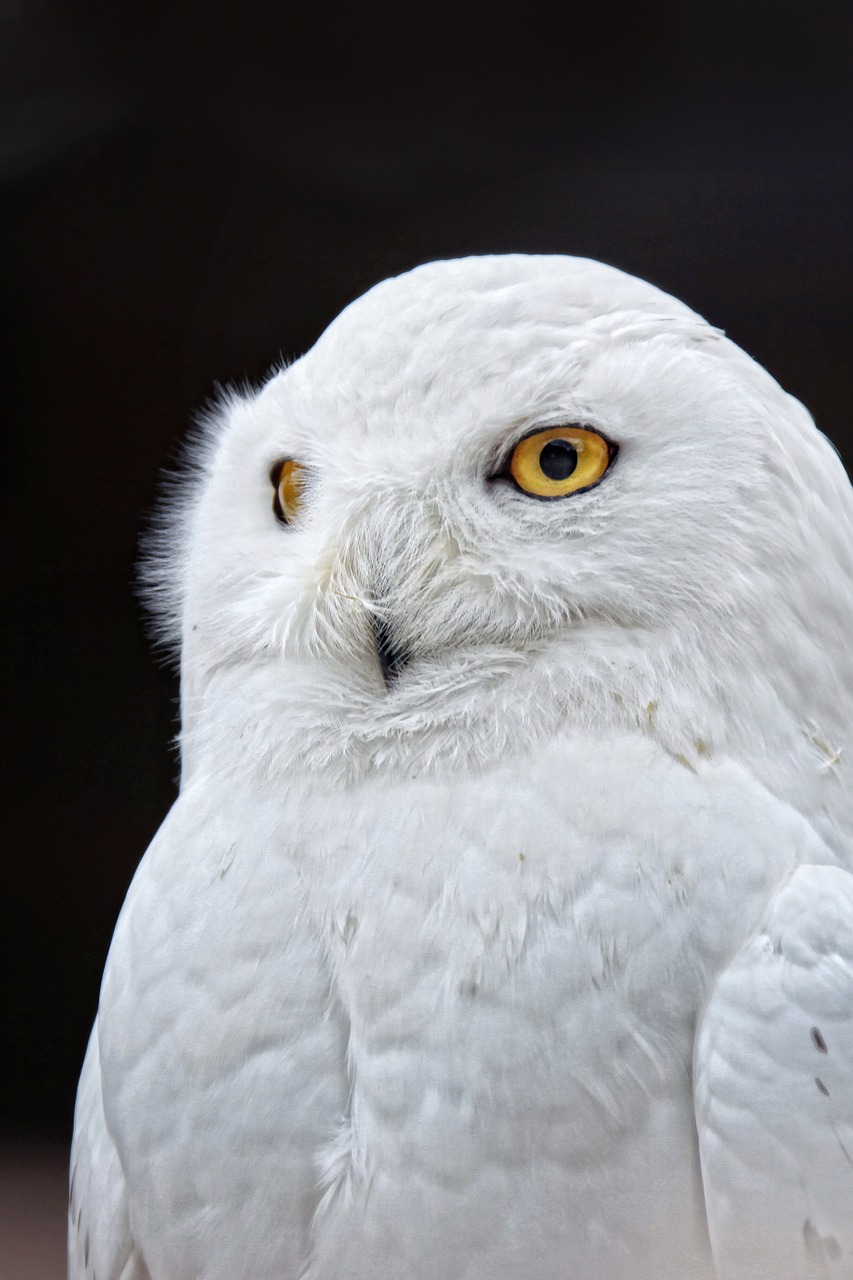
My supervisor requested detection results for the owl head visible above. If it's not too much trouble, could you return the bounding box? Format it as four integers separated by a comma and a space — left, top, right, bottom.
143, 255, 852, 815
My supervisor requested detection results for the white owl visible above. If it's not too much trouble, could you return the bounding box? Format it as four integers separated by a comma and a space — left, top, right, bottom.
70, 255, 853, 1280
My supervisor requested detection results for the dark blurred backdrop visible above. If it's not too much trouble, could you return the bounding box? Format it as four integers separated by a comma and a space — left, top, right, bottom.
1, 0, 850, 1181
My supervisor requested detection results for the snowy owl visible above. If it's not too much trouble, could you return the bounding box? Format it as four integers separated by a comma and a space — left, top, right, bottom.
70, 255, 853, 1280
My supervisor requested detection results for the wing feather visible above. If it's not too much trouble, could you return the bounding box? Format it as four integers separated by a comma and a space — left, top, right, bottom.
69, 1027, 149, 1280
695, 863, 853, 1279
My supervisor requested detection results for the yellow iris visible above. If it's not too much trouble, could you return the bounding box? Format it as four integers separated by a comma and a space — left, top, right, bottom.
272, 459, 307, 523
509, 426, 614, 499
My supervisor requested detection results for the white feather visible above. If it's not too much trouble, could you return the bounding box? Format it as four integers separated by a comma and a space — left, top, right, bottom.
695, 864, 853, 1278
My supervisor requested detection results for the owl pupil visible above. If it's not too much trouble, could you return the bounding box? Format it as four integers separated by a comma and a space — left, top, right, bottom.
539, 440, 578, 480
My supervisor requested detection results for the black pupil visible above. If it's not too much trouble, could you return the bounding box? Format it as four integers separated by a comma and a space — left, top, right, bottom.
539, 439, 578, 481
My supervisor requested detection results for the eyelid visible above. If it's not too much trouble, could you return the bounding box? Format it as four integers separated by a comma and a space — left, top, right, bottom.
505, 421, 616, 457
489, 422, 607, 473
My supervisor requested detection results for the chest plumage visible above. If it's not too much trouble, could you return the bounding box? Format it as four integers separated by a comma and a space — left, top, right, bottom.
97, 736, 830, 1279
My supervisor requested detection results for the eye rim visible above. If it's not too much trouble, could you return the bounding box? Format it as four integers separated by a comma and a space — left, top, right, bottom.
498, 423, 618, 501
269, 457, 308, 525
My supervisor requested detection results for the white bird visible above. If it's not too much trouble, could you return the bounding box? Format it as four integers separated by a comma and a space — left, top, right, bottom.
69, 255, 853, 1280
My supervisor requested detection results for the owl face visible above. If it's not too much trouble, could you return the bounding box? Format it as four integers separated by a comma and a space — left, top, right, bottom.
148, 255, 851, 777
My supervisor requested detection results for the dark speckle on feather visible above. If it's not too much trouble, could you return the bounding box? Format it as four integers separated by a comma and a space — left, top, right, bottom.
803, 1218, 843, 1263
811, 1026, 828, 1053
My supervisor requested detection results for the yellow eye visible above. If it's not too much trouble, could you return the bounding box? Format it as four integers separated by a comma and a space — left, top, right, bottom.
271, 459, 308, 524
508, 426, 615, 499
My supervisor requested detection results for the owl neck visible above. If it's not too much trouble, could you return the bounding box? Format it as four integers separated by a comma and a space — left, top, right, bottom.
176, 617, 847, 860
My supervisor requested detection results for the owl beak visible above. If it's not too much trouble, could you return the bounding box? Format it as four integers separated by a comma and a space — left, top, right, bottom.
371, 612, 411, 689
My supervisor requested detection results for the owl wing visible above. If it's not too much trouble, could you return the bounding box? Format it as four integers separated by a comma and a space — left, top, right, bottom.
694, 863, 853, 1279
69, 1026, 149, 1280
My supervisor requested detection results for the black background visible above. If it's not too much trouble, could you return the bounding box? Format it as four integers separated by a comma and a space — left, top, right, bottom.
2, 1, 850, 1143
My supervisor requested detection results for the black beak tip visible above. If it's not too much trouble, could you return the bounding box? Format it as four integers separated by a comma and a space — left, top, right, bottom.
372, 614, 411, 688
